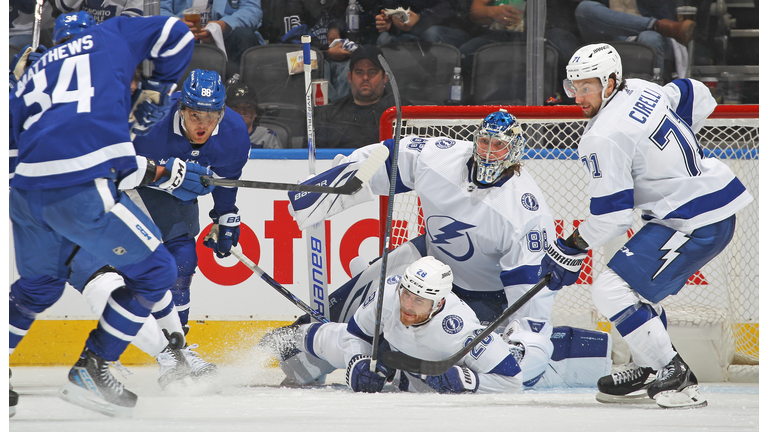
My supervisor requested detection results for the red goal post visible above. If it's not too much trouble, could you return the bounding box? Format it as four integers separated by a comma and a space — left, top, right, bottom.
377, 104, 759, 375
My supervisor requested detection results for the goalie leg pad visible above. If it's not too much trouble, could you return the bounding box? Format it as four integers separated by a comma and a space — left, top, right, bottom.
536, 326, 613, 388
503, 319, 554, 387
279, 350, 336, 386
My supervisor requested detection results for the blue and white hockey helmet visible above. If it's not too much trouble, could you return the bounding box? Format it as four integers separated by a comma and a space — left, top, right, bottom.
180, 69, 226, 112
399, 256, 453, 316
472, 109, 525, 185
53, 11, 96, 45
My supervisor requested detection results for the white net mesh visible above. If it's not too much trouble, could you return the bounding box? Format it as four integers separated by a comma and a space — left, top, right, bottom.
382, 108, 758, 365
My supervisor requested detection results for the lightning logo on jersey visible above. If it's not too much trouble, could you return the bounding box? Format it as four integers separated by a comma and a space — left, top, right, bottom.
653, 231, 690, 280
426, 216, 475, 262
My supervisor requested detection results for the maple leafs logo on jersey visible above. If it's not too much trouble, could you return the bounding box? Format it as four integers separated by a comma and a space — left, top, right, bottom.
442, 315, 464, 334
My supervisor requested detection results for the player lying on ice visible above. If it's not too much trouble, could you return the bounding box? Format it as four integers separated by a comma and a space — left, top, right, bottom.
540, 43, 753, 408
261, 110, 612, 390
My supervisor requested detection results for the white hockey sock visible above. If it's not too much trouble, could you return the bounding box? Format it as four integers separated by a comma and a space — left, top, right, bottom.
623, 317, 676, 370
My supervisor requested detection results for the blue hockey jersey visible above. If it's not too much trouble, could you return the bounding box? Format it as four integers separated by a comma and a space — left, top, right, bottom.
10, 15, 194, 190
132, 94, 252, 214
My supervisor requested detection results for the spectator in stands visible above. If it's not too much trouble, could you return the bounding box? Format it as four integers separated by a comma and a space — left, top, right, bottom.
226, 82, 283, 149
544, 0, 583, 104
53, 0, 143, 24
574, 0, 696, 81
375, 0, 468, 48
315, 45, 400, 149
161, 0, 264, 75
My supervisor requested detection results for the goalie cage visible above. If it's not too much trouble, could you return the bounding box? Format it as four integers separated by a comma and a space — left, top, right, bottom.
377, 105, 758, 383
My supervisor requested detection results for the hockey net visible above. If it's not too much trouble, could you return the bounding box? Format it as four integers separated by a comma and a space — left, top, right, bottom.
378, 105, 758, 367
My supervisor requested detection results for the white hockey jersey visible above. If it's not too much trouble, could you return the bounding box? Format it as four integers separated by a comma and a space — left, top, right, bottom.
309, 276, 522, 393
577, 78, 753, 248
347, 137, 556, 319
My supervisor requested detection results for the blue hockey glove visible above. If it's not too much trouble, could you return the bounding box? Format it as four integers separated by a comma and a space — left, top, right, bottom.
539, 238, 587, 291
424, 365, 479, 394
345, 355, 388, 393
204, 208, 241, 258
130, 78, 174, 136
10, 44, 47, 84
153, 160, 215, 201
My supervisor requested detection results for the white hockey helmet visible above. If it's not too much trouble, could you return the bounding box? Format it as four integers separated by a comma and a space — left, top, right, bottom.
564, 43, 623, 110
399, 256, 453, 315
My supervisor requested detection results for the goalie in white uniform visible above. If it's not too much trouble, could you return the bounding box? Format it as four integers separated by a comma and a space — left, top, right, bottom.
540, 43, 753, 408
268, 110, 612, 389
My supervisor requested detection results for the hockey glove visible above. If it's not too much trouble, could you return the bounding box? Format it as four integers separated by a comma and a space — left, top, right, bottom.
539, 238, 587, 290
424, 366, 479, 394
130, 78, 174, 136
345, 355, 388, 393
169, 163, 216, 201
204, 209, 241, 258
10, 44, 47, 81
287, 161, 374, 230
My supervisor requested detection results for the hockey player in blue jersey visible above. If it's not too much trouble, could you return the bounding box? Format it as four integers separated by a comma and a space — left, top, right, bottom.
541, 43, 753, 408
9, 14, 196, 417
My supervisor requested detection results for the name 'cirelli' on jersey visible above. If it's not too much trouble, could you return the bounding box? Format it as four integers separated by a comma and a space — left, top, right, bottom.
576, 78, 753, 248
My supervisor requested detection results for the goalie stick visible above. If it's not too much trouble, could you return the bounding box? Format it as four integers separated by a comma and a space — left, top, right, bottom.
302, 35, 329, 322
199, 144, 389, 193
204, 230, 330, 323
370, 54, 402, 373
380, 274, 551, 375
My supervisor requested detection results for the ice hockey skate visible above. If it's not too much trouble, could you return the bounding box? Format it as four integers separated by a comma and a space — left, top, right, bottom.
58, 348, 137, 418
595, 362, 656, 405
647, 354, 707, 409
156, 344, 192, 389
181, 344, 218, 380
257, 324, 301, 361
10, 369, 17, 418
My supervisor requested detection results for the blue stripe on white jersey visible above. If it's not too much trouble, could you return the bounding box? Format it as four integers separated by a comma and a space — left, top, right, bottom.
590, 189, 634, 215
500, 265, 540, 287
664, 177, 747, 221
669, 78, 695, 126
382, 138, 414, 194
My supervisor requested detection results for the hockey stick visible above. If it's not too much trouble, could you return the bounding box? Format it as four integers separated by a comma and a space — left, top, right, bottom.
370, 54, 402, 372
204, 230, 330, 323
302, 35, 329, 322
30, 0, 44, 52
381, 274, 552, 375
199, 144, 389, 193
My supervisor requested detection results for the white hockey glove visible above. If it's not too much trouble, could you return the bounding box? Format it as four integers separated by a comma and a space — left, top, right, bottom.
288, 161, 374, 230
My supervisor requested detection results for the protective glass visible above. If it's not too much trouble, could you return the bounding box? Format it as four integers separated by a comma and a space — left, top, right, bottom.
563, 79, 603, 98
183, 108, 223, 126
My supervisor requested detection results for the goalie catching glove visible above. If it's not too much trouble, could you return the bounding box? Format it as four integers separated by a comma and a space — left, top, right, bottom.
540, 237, 587, 291
424, 365, 479, 394
204, 208, 240, 258
130, 77, 175, 136
288, 161, 374, 230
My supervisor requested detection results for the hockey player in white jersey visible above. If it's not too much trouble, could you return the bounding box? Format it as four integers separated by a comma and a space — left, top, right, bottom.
541, 43, 753, 408
268, 110, 614, 389
278, 257, 524, 393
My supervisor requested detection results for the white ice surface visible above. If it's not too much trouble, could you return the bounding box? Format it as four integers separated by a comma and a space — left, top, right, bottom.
9, 357, 760, 432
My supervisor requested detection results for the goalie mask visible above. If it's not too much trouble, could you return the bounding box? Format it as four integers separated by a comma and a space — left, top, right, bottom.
472, 109, 525, 185
398, 256, 453, 325
563, 43, 623, 112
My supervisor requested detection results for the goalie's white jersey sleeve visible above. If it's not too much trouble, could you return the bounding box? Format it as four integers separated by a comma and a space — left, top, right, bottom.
346, 137, 556, 322
309, 276, 522, 393
576, 78, 753, 248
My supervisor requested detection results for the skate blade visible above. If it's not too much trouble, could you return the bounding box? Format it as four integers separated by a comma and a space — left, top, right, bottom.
596, 390, 656, 405
58, 381, 134, 418
654, 386, 708, 409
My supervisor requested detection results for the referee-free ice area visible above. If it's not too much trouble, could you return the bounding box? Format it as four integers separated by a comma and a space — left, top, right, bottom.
9, 351, 759, 432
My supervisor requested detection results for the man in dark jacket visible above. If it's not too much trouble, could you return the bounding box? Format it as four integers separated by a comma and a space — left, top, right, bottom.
315, 45, 400, 148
